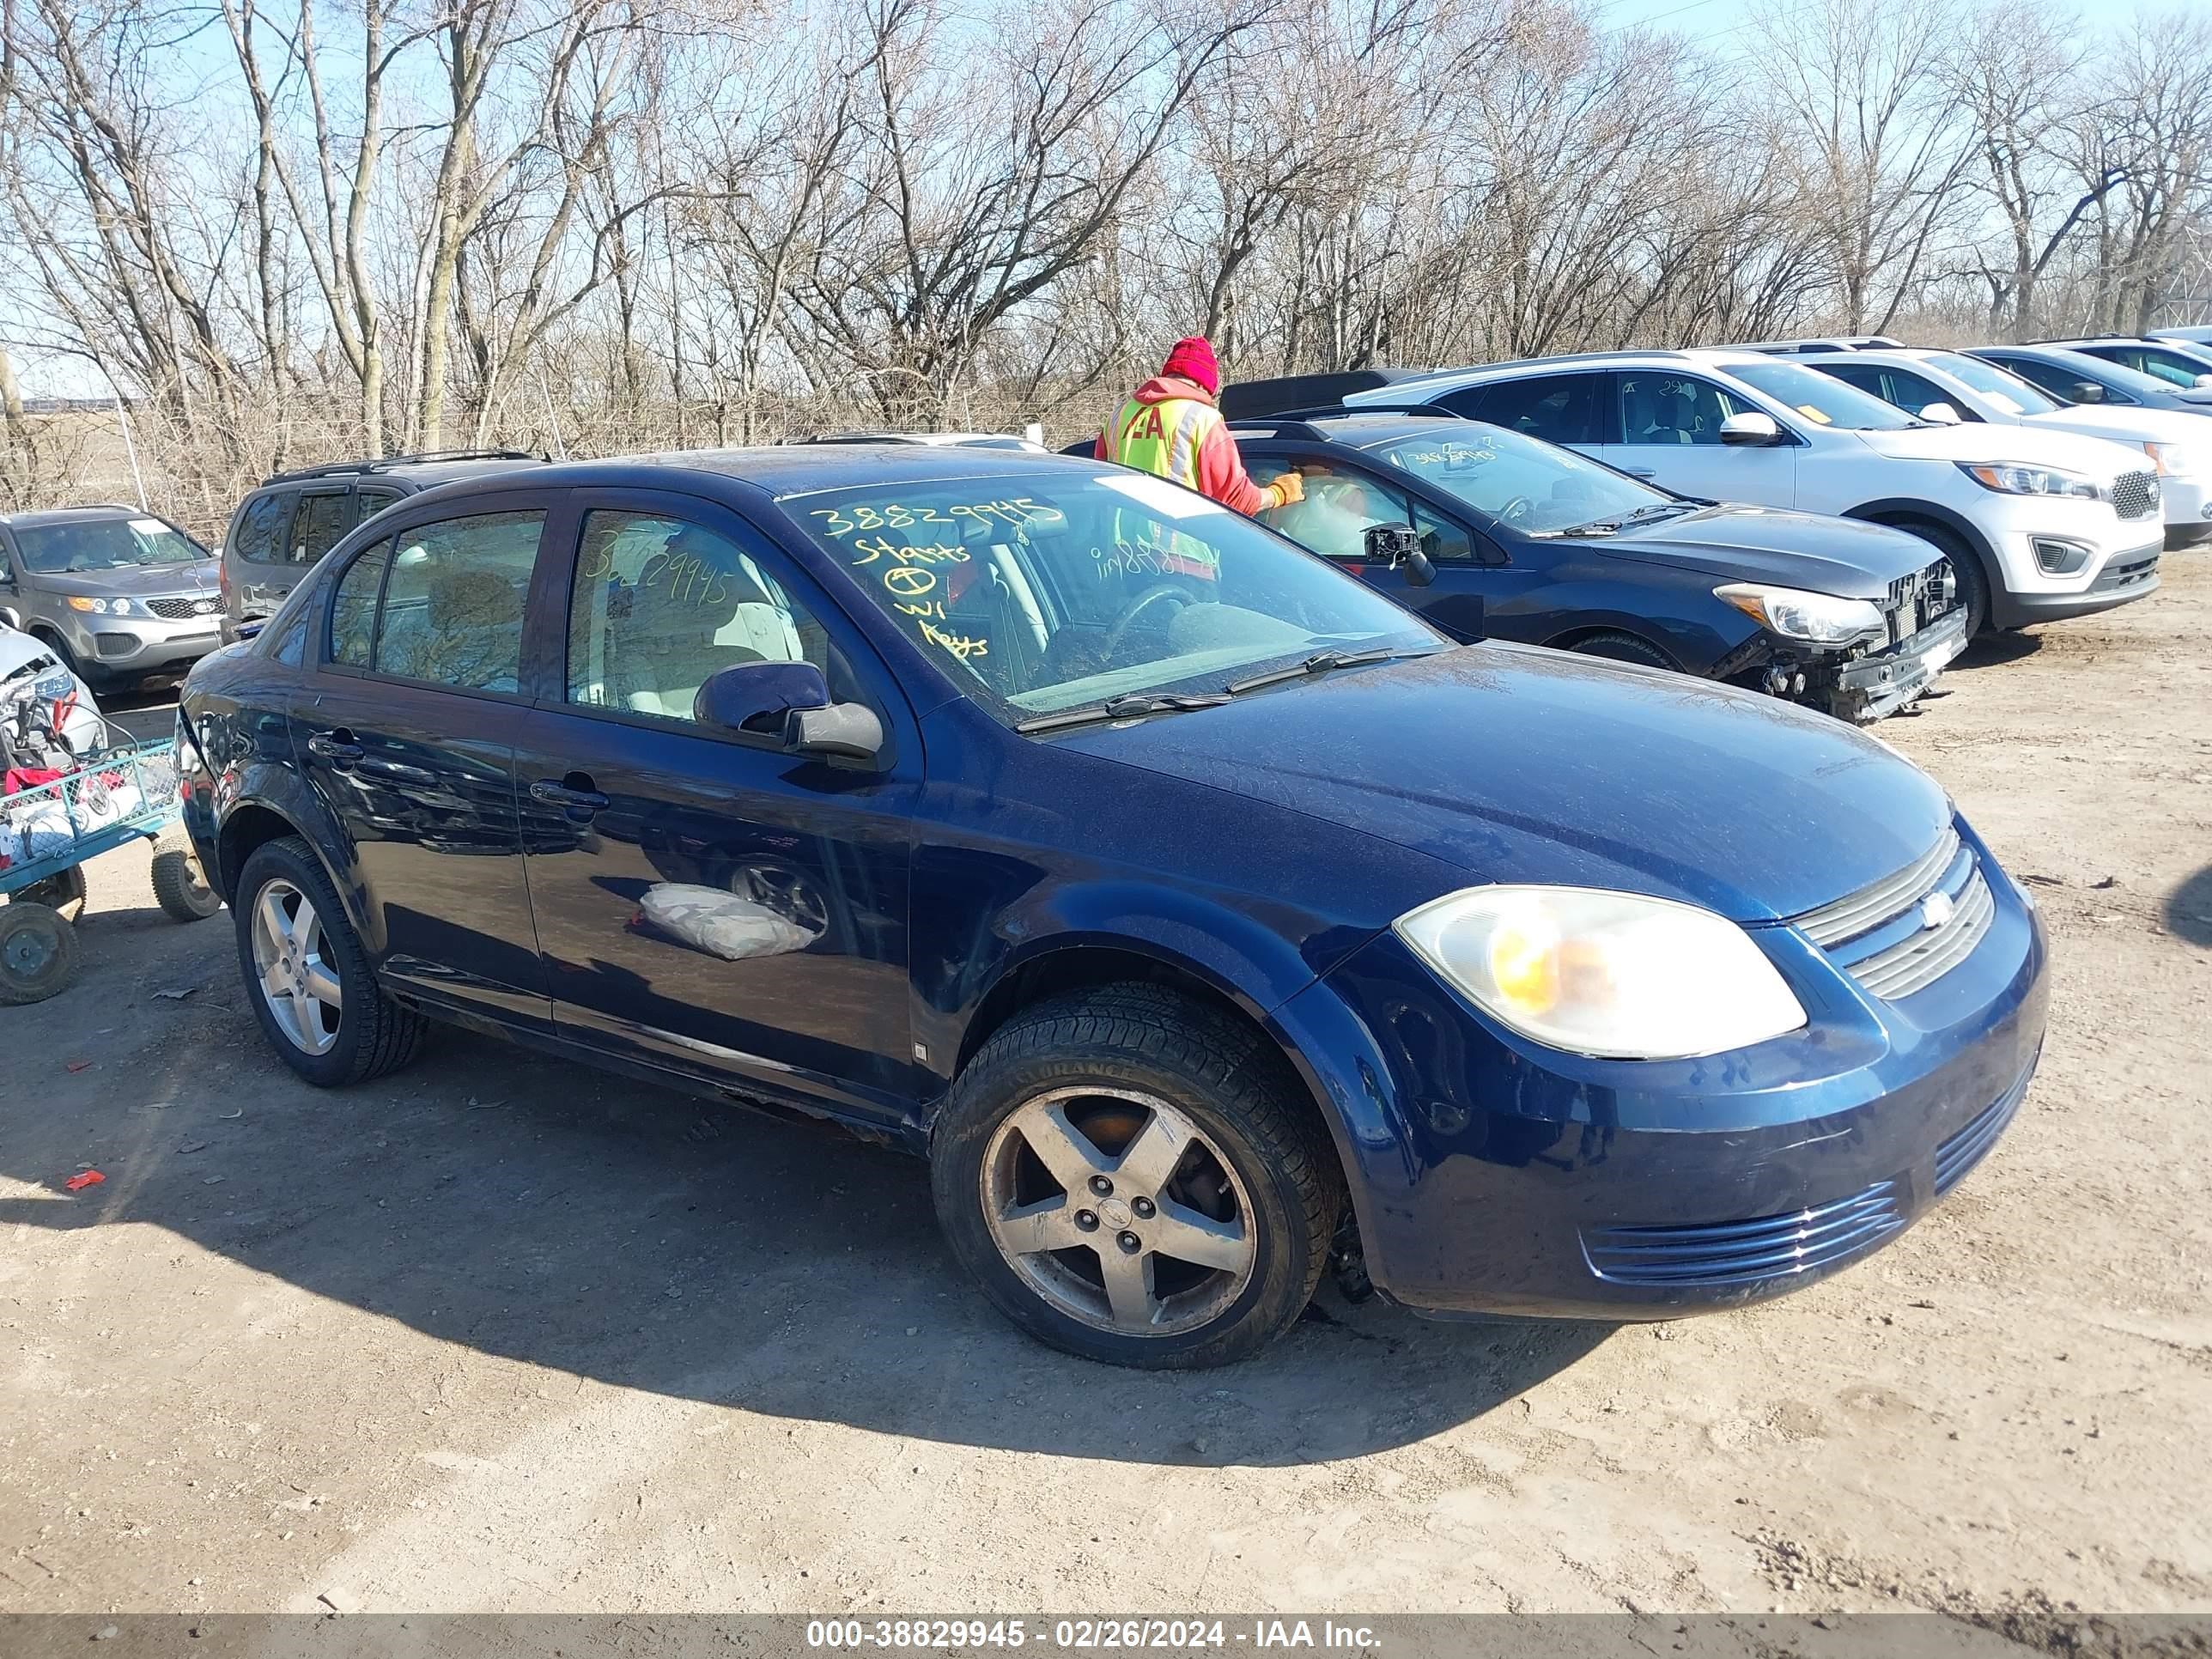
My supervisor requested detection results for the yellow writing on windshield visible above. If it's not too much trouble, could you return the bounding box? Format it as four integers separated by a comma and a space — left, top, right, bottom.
808, 498, 1060, 538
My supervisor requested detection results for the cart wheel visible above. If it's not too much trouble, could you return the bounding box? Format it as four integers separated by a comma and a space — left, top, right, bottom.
0, 902, 79, 1005
150, 828, 222, 922
15, 863, 88, 921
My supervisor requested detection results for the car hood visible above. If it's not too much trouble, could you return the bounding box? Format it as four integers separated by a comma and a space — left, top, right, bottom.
1851, 420, 2152, 479
30, 560, 220, 599
1594, 504, 1930, 598
1054, 643, 1952, 924
2023, 405, 2212, 449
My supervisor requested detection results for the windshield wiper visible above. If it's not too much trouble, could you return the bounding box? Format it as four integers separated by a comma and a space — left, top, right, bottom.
1550, 501, 1693, 538
1013, 691, 1231, 734
1224, 646, 1407, 696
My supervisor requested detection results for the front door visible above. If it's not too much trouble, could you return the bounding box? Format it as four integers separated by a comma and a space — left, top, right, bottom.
297, 507, 550, 1027
511, 493, 920, 1125
1602, 371, 1801, 507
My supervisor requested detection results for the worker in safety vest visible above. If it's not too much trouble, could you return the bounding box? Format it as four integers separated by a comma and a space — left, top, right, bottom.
1096, 337, 1304, 516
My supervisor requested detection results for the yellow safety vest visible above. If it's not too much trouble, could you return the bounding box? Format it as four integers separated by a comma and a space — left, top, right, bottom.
1106, 396, 1218, 488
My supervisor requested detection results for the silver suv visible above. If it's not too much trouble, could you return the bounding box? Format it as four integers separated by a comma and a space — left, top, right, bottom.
0, 505, 222, 690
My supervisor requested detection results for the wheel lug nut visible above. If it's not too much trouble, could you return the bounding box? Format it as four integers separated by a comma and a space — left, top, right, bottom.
1132, 1197, 1156, 1218
1088, 1176, 1112, 1196
1116, 1231, 1141, 1253
1074, 1209, 1099, 1231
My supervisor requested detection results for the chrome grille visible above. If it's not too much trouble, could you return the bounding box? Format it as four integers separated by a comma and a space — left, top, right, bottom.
2111, 470, 2159, 520
145, 596, 218, 621
1793, 829, 1996, 999
1582, 1181, 1905, 1287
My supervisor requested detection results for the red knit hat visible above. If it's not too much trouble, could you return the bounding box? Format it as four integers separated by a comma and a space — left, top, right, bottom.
1161, 336, 1220, 397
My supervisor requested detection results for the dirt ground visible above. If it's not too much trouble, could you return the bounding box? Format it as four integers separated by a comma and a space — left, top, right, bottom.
3, 558, 2208, 1631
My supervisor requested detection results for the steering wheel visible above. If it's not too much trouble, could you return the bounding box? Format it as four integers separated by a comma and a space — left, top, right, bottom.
1103, 583, 1191, 659
1496, 495, 1535, 526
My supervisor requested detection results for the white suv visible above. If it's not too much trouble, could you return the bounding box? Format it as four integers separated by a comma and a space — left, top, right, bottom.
1347, 349, 2165, 635
1778, 345, 2212, 551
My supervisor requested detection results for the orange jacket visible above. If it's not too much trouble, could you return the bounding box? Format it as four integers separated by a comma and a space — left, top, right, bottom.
1094, 374, 1271, 514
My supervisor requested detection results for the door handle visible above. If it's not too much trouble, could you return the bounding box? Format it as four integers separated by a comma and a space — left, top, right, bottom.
307, 729, 363, 765
1625, 467, 1658, 479
530, 776, 609, 816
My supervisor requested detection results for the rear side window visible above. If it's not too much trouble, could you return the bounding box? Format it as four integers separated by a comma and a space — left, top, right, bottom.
290, 492, 354, 566
329, 541, 390, 667
229, 491, 293, 565
1443, 374, 1610, 446
356, 488, 403, 525
374, 511, 543, 693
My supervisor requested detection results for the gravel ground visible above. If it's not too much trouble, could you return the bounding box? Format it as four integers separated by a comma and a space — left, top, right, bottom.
2, 559, 2207, 1632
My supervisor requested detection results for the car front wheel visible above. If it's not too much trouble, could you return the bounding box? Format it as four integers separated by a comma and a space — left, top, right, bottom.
234, 835, 424, 1085
930, 984, 1340, 1369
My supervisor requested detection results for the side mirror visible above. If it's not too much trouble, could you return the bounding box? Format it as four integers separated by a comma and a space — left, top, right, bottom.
2193, 374, 2212, 389
2071, 381, 2106, 404
694, 659, 883, 763
1718, 411, 1784, 447
1918, 402, 1962, 425
1364, 522, 1435, 586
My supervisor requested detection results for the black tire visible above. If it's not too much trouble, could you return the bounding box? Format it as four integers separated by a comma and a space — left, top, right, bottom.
234, 834, 425, 1085
15, 863, 87, 920
0, 901, 78, 1005
149, 827, 223, 922
1894, 522, 1990, 637
931, 983, 1340, 1369
1567, 630, 1675, 671
30, 629, 106, 691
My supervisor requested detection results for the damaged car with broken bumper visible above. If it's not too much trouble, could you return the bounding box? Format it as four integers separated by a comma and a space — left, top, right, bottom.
1225, 411, 1967, 723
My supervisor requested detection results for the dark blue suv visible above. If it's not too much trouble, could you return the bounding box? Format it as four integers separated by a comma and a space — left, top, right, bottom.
177, 446, 2048, 1368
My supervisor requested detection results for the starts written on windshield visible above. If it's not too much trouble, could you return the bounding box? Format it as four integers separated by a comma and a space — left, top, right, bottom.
781, 471, 1440, 724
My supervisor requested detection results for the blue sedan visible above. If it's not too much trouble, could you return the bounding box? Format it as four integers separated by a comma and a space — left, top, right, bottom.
175, 445, 2047, 1367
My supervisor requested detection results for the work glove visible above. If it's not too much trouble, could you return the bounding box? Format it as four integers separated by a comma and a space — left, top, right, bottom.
1264, 472, 1305, 509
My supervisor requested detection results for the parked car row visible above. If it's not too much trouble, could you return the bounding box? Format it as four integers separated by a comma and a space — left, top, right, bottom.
163, 432, 2055, 1368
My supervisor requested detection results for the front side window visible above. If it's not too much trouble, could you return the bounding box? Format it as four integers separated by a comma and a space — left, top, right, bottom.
229, 491, 293, 567
373, 511, 542, 692
782, 472, 1442, 721
1249, 459, 1412, 560
1929, 353, 2061, 416
566, 510, 830, 726
1724, 361, 1922, 430
1443, 374, 1609, 447
13, 514, 208, 575
2121, 345, 2211, 388
1364, 428, 1672, 536
1619, 374, 1760, 446
1877, 368, 1960, 418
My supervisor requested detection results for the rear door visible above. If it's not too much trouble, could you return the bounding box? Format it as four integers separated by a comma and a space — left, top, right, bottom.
297, 497, 553, 1028
225, 488, 298, 621
509, 489, 921, 1124
1603, 370, 1801, 506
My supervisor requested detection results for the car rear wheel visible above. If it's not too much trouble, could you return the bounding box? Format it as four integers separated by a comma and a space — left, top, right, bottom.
234, 835, 424, 1085
930, 984, 1339, 1369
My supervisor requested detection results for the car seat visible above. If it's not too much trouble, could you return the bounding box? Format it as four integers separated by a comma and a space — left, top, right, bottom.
421, 566, 521, 691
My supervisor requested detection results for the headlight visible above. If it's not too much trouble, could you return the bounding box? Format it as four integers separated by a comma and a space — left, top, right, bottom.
2142, 441, 2201, 479
1957, 461, 2100, 500
1714, 582, 1885, 644
66, 595, 109, 614
1393, 885, 1808, 1060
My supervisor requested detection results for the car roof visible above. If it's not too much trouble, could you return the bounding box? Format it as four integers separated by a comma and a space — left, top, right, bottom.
1384, 348, 1778, 392
0, 503, 169, 528
258, 450, 547, 489
393, 443, 1112, 513
1226, 411, 1483, 446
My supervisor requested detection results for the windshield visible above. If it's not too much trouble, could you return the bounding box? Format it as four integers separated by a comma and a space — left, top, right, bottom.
1928, 353, 2061, 416
1726, 361, 1923, 430
783, 471, 1443, 720
1363, 427, 1672, 534
15, 515, 206, 575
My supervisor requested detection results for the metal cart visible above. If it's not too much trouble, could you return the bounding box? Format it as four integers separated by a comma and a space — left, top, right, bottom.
0, 738, 222, 1005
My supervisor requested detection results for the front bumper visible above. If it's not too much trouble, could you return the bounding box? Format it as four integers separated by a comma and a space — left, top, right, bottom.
1822, 605, 1967, 722
2002, 545, 2160, 624
58, 611, 222, 678
2165, 520, 2211, 550
1276, 819, 2050, 1319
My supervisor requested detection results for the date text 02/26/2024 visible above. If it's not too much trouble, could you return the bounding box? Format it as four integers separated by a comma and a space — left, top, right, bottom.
805, 1620, 1382, 1650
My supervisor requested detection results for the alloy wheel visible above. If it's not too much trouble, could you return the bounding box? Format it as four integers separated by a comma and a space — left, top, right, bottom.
980, 1086, 1257, 1337
250, 878, 341, 1055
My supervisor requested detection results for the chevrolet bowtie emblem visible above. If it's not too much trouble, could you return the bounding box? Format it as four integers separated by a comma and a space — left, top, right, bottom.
1919, 890, 1955, 931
